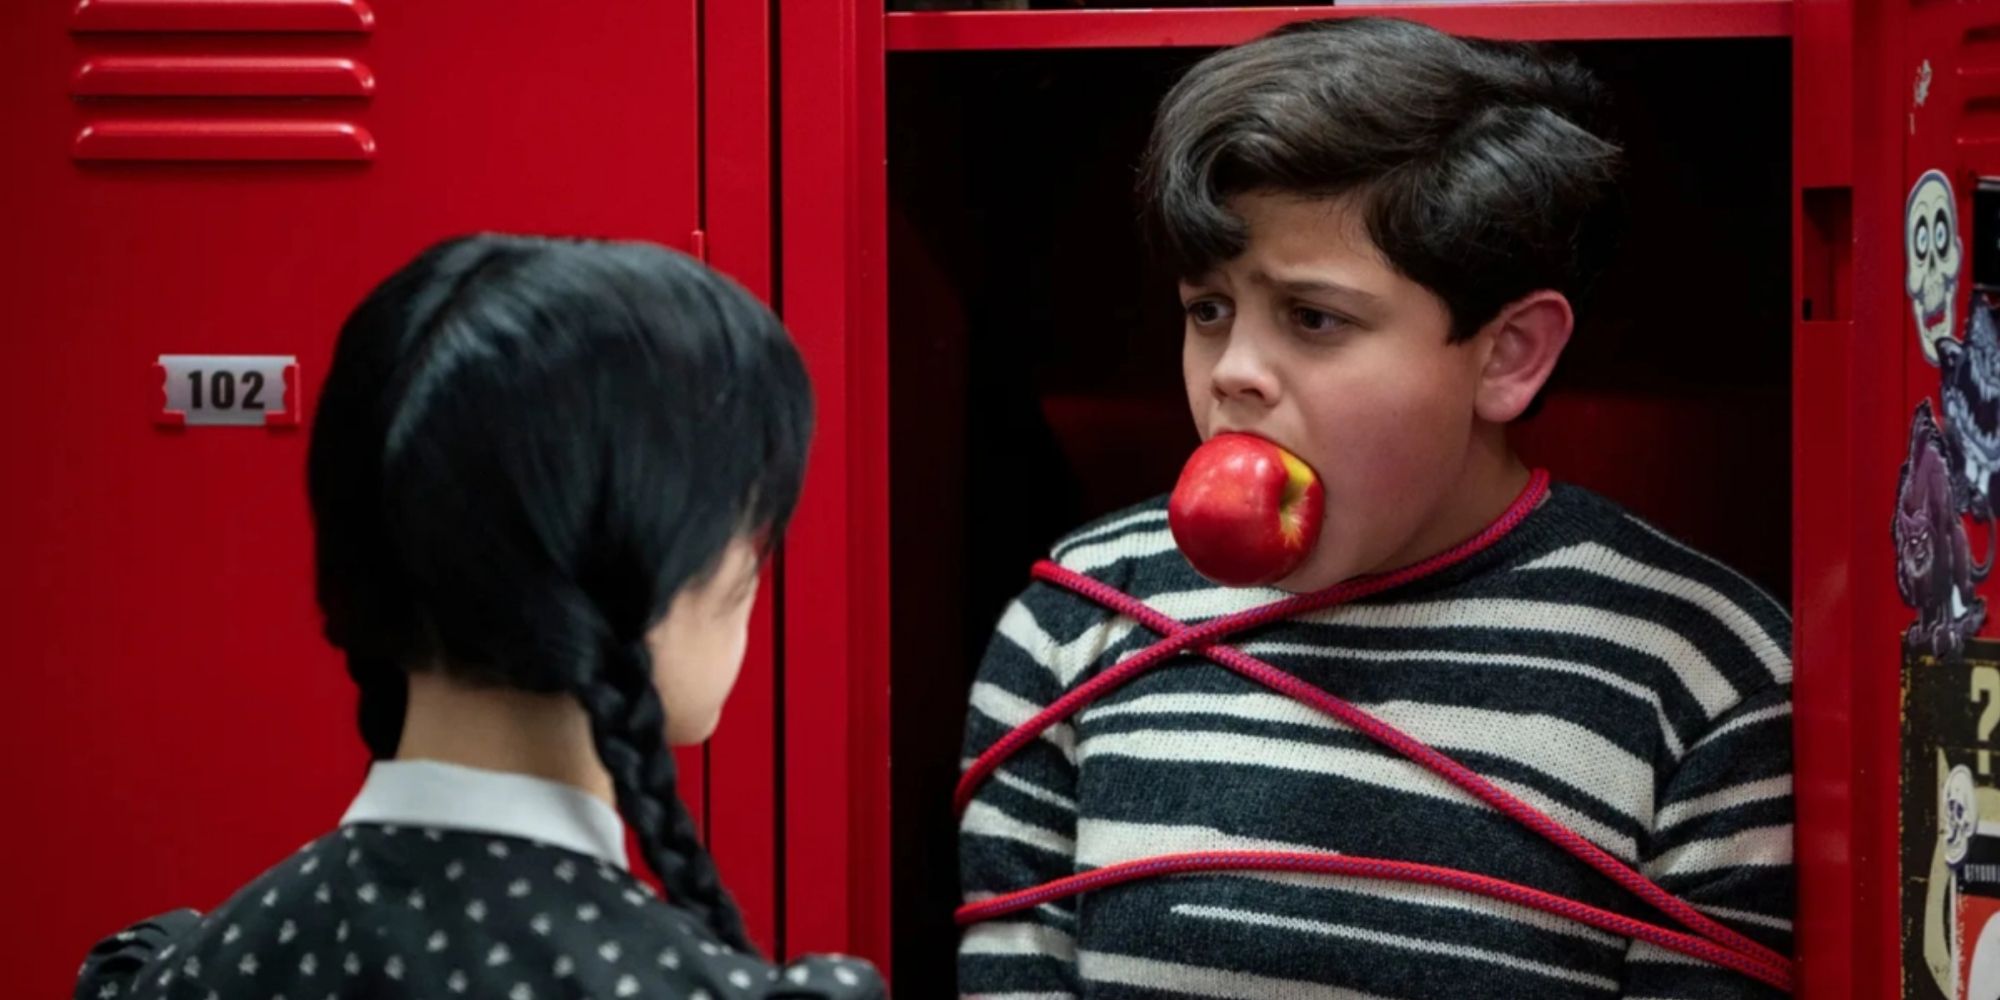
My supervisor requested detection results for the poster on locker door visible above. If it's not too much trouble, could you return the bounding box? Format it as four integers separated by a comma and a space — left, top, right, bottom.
1903, 636, 2000, 998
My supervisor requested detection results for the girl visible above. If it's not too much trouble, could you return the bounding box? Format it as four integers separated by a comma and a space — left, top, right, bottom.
75, 235, 884, 1000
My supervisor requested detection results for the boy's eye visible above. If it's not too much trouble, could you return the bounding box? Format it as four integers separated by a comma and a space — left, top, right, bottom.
1185, 299, 1233, 325
1291, 306, 1348, 335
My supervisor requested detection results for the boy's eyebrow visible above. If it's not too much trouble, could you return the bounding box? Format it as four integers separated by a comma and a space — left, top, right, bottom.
1256, 273, 1386, 308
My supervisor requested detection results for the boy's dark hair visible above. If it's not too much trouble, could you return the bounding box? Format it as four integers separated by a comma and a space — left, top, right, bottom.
309, 234, 812, 954
1139, 17, 1623, 341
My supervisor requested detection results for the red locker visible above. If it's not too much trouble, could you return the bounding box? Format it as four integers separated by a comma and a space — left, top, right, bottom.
1821, 1, 2000, 996
8, 0, 1984, 996
0, 3, 801, 995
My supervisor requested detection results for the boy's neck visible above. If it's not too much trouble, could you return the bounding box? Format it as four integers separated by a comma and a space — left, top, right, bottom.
1374, 425, 1533, 577
394, 669, 618, 807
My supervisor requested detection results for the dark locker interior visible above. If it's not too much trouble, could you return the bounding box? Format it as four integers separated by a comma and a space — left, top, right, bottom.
882, 37, 1793, 992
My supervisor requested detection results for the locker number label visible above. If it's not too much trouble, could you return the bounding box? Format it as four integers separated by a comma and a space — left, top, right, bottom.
157, 355, 298, 427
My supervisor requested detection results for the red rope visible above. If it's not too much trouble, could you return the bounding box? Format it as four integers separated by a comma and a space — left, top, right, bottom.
954, 469, 1551, 814
953, 851, 1792, 991
954, 469, 1795, 992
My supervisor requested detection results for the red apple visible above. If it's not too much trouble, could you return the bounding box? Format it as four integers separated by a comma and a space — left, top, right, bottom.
1168, 432, 1325, 587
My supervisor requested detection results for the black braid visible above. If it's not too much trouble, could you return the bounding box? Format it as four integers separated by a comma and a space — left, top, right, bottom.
574, 637, 752, 954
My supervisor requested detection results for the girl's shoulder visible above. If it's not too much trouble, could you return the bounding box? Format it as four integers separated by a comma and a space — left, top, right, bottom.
597, 861, 886, 998
71, 829, 347, 1000
74, 826, 888, 999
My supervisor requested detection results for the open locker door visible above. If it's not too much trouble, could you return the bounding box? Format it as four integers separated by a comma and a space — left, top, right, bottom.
1887, 6, 2000, 998
0, 4, 752, 995
1797, 0, 2000, 996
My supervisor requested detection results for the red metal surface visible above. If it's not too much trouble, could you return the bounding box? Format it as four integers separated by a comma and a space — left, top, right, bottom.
73, 120, 378, 162
1853, 2, 1900, 991
703, 0, 781, 958
1864, 5, 2000, 994
885, 3, 1792, 51
1791, 3, 1858, 984
70, 0, 375, 33
779, 0, 893, 977
73, 56, 377, 99
1, 3, 700, 997
1829, 0, 1918, 993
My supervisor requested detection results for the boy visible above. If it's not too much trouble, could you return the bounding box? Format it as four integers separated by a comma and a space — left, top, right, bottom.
957, 17, 1793, 1000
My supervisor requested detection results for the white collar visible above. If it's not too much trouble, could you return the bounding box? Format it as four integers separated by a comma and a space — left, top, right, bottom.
340, 759, 629, 870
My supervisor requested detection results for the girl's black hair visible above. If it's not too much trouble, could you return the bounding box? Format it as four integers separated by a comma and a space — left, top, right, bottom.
307, 233, 811, 953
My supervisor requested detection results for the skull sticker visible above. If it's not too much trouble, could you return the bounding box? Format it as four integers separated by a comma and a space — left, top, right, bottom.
1947, 763, 1979, 867
1909, 169, 1965, 363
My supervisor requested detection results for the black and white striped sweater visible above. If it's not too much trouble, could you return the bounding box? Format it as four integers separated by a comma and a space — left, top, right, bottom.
957, 483, 1793, 1000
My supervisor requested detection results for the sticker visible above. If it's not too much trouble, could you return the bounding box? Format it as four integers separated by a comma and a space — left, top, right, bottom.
1961, 894, 2000, 1000
1900, 640, 2000, 998
1952, 765, 1981, 867
1911, 170, 1966, 364
1940, 301, 2000, 513
156, 354, 298, 428
1898, 400, 1991, 663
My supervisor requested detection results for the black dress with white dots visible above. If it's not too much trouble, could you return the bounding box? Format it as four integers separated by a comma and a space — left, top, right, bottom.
74, 824, 884, 1000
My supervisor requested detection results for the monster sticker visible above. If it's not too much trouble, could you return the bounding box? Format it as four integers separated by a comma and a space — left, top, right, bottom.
1898, 400, 1992, 663
1941, 301, 2000, 515
1911, 170, 1966, 364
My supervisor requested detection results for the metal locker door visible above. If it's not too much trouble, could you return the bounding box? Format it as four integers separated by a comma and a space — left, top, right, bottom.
0, 3, 705, 994
1888, 11, 2000, 998
1794, 0, 2000, 995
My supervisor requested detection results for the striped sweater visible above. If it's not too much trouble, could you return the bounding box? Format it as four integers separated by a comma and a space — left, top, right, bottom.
956, 483, 1793, 1000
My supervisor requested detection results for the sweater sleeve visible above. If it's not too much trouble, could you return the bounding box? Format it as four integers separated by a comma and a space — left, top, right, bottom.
958, 578, 1109, 999
74, 909, 202, 1000
1618, 684, 1794, 999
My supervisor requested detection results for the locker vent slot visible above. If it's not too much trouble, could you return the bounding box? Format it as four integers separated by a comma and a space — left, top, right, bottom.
74, 119, 376, 161
70, 0, 374, 34
73, 56, 375, 99
67, 1, 376, 164
1963, 23, 2000, 150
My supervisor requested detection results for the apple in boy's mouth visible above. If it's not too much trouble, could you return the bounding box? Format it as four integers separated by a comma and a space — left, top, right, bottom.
1168, 432, 1325, 587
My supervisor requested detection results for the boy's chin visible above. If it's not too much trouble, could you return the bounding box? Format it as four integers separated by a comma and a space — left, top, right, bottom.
1269, 547, 1359, 595
1271, 530, 1422, 594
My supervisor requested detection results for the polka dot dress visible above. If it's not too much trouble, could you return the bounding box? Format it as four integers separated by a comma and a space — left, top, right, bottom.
74, 825, 883, 1000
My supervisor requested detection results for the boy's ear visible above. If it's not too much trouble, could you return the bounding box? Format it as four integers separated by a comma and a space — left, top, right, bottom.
1474, 290, 1573, 423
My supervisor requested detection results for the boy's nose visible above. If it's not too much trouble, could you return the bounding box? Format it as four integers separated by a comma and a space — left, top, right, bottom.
1209, 332, 1281, 408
